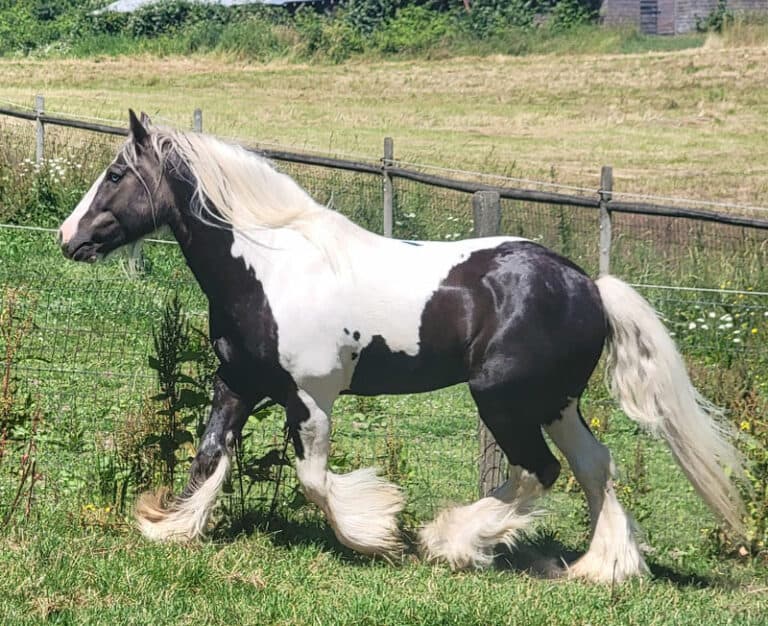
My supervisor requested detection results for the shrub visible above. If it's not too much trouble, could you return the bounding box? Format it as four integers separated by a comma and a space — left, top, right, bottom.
373, 5, 454, 54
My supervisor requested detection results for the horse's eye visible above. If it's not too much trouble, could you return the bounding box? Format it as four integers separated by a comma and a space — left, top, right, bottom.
108, 171, 122, 183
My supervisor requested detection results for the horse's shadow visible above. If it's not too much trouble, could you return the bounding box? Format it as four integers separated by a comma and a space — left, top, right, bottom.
213, 509, 724, 588
213, 508, 366, 564
493, 535, 718, 589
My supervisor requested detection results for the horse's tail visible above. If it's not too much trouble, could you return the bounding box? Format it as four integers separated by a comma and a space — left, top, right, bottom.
595, 275, 746, 534
135, 455, 229, 541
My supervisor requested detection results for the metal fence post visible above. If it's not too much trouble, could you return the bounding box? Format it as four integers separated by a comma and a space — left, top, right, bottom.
472, 190, 507, 497
35, 95, 44, 164
193, 108, 203, 133
383, 137, 393, 237
599, 165, 613, 276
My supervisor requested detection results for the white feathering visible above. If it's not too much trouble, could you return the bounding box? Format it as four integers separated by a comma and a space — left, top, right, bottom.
136, 455, 229, 542
419, 468, 542, 570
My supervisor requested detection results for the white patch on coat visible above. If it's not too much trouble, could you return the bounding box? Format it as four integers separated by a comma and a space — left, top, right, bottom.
293, 388, 404, 557
60, 170, 106, 244
230, 221, 525, 392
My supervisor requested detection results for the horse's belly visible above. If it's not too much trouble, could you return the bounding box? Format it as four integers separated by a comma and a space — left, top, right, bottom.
346, 338, 467, 395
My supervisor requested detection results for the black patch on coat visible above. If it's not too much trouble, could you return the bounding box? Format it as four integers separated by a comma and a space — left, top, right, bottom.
349, 241, 607, 483
167, 163, 311, 456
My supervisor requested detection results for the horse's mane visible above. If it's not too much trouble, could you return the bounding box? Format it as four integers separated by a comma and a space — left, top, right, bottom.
121, 125, 363, 258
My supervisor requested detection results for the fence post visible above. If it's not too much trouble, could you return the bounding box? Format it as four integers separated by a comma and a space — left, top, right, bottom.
193, 108, 203, 133
382, 137, 394, 237
35, 95, 44, 164
472, 190, 507, 497
599, 165, 613, 276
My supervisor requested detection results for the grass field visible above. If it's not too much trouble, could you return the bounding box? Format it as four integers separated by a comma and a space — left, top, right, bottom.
1, 37, 768, 625
2, 33, 768, 204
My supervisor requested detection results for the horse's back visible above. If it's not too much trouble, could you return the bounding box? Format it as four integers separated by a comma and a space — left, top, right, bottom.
347, 239, 606, 405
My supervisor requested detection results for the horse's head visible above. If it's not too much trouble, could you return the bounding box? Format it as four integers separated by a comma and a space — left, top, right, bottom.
59, 110, 175, 262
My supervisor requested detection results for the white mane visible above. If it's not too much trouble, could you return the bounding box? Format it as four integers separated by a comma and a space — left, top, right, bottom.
122, 126, 366, 256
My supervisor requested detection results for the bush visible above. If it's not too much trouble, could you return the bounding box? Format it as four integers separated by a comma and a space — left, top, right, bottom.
373, 5, 454, 54
294, 7, 364, 63
696, 0, 733, 33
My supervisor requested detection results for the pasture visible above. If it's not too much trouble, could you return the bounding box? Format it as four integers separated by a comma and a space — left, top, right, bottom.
1, 40, 768, 624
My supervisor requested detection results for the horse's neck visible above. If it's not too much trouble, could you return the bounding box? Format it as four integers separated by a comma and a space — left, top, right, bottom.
174, 208, 329, 302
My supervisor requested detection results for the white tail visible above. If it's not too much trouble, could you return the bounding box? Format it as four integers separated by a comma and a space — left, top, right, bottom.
135, 455, 229, 542
596, 275, 746, 534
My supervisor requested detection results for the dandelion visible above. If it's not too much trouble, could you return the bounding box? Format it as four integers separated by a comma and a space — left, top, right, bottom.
740, 420, 751, 432
734, 338, 742, 343
708, 312, 716, 319
688, 322, 697, 330
701, 324, 708, 330
752, 328, 758, 334
590, 417, 600, 429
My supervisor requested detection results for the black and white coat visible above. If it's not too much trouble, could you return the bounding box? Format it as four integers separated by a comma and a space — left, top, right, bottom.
59, 113, 745, 582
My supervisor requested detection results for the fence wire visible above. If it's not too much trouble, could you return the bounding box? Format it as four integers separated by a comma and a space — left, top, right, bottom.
0, 121, 767, 529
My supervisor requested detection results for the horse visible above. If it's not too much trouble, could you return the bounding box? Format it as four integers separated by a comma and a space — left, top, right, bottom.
59, 111, 745, 583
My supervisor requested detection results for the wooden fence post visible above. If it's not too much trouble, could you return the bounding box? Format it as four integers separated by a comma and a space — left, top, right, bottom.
382, 137, 394, 237
599, 165, 613, 276
35, 95, 44, 164
472, 190, 507, 497
193, 108, 203, 133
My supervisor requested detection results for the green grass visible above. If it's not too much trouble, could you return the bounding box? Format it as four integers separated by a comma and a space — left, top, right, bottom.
0, 216, 766, 624
0, 514, 765, 625
1, 40, 768, 622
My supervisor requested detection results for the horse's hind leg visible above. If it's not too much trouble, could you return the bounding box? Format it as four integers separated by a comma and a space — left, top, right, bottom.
419, 395, 558, 570
544, 398, 648, 582
287, 387, 404, 558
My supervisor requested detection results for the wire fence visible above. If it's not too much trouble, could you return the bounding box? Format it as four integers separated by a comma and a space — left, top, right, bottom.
0, 99, 767, 526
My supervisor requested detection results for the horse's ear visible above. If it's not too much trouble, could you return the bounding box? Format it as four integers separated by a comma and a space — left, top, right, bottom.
128, 109, 148, 145
139, 111, 152, 127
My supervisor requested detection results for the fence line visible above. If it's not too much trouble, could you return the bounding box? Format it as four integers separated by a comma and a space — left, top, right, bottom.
2, 99, 768, 235
3, 97, 768, 500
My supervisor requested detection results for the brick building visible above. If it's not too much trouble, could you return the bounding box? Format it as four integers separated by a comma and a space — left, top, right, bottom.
601, 0, 766, 35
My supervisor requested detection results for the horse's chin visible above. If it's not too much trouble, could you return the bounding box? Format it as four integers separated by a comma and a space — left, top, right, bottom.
68, 241, 105, 263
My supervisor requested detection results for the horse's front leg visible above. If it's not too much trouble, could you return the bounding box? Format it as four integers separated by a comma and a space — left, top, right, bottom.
287, 388, 404, 558
136, 371, 258, 541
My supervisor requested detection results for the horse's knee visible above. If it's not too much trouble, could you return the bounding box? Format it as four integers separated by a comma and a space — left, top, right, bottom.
537, 458, 561, 489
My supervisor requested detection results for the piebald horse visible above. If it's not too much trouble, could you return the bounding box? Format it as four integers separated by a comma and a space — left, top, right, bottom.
59, 112, 744, 582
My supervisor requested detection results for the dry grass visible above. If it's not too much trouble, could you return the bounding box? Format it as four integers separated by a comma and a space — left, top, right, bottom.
1, 44, 768, 206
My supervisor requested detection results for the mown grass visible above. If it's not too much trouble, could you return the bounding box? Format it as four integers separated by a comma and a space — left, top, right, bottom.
2, 28, 768, 203
0, 512, 766, 625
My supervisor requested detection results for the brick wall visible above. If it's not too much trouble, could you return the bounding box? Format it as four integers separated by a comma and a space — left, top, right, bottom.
601, 0, 767, 35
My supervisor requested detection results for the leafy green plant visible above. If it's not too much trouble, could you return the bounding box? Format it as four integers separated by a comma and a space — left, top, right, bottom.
547, 0, 598, 32
696, 0, 733, 33
147, 294, 212, 488
0, 287, 35, 435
